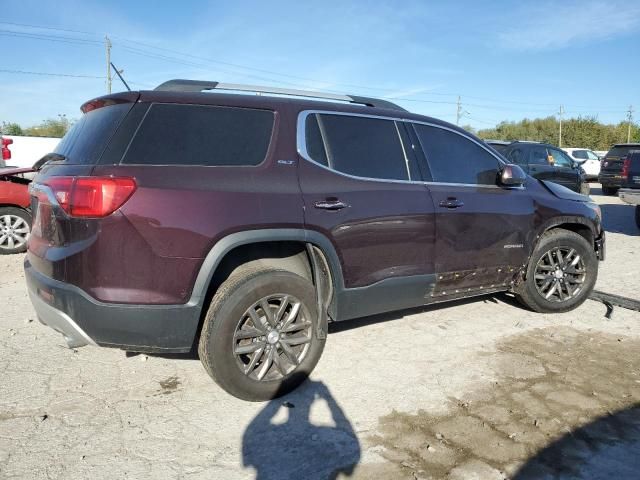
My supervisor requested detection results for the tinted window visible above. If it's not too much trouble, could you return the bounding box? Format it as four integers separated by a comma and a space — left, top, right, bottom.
122, 104, 274, 166
55, 103, 131, 165
489, 143, 509, 153
572, 150, 588, 159
310, 114, 409, 181
507, 147, 527, 166
607, 146, 639, 158
529, 146, 550, 165
415, 125, 500, 185
305, 114, 328, 167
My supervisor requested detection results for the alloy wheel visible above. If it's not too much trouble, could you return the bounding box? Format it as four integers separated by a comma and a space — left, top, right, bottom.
534, 246, 586, 302
233, 294, 312, 381
0, 214, 30, 251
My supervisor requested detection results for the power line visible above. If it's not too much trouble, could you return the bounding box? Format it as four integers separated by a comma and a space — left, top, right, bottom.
0, 20, 636, 118
0, 68, 104, 79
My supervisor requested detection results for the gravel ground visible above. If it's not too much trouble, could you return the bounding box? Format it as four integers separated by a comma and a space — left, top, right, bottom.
0, 185, 638, 479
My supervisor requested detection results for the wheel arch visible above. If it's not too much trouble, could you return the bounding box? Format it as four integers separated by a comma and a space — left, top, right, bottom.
188, 229, 344, 347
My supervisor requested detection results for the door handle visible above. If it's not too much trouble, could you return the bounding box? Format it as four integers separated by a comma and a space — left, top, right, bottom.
314, 199, 350, 210
439, 198, 464, 209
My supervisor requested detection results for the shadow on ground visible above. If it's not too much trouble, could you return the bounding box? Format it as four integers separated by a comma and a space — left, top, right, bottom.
366, 326, 640, 479
242, 376, 360, 479
515, 404, 640, 479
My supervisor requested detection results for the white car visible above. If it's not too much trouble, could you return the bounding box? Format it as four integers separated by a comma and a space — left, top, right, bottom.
563, 148, 601, 180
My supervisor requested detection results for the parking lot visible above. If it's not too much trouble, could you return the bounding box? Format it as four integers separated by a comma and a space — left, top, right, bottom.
1, 186, 638, 480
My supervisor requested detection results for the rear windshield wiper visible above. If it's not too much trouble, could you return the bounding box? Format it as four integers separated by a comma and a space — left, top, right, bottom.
33, 152, 66, 171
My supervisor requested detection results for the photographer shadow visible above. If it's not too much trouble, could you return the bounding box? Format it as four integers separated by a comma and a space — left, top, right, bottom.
242, 376, 361, 480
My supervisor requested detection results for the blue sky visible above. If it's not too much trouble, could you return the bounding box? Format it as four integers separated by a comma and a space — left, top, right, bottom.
1, 0, 639, 130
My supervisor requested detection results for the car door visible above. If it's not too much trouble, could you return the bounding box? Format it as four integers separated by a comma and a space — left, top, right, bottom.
410, 123, 534, 298
296, 111, 436, 320
548, 147, 580, 191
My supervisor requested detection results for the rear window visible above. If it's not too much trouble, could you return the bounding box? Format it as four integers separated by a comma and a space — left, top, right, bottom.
572, 150, 588, 159
54, 103, 131, 164
606, 146, 640, 158
122, 104, 274, 166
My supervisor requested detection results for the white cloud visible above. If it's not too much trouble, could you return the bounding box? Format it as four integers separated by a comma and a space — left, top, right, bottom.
497, 1, 640, 50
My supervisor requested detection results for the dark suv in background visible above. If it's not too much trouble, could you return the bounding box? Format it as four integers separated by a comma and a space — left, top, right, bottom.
599, 143, 640, 195
26, 80, 605, 400
488, 141, 589, 195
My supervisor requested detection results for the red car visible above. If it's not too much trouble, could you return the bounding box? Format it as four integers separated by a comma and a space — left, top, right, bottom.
0, 167, 33, 254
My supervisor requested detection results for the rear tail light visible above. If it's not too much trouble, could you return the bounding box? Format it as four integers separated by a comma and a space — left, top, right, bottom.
39, 176, 136, 217
622, 157, 631, 179
1, 137, 13, 161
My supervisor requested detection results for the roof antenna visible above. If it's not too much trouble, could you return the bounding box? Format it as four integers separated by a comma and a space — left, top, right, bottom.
110, 62, 131, 91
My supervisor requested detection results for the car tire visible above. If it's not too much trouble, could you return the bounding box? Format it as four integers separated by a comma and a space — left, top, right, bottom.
0, 207, 31, 255
198, 265, 325, 401
601, 186, 618, 196
580, 183, 590, 195
635, 206, 640, 229
514, 229, 597, 313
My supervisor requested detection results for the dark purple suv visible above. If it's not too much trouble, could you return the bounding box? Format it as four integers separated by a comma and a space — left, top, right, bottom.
25, 80, 605, 400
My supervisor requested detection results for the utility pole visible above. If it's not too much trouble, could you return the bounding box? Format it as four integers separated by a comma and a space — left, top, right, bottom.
456, 96, 462, 125
105, 35, 112, 94
557, 105, 564, 147
627, 105, 634, 143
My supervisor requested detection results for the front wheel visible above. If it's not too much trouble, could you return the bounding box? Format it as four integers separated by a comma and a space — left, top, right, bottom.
601, 186, 618, 196
514, 229, 598, 313
198, 266, 325, 401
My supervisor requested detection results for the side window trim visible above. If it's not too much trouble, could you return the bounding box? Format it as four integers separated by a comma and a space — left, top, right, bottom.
394, 121, 413, 181
297, 110, 423, 185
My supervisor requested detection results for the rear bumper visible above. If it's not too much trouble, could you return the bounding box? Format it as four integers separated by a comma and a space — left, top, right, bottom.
24, 260, 201, 353
598, 174, 623, 187
619, 189, 640, 206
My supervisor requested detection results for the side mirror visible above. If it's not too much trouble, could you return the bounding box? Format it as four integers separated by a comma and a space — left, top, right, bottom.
499, 164, 527, 187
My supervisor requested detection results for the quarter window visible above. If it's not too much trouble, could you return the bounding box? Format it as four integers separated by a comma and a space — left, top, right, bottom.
304, 114, 410, 181
414, 125, 500, 185
122, 104, 274, 166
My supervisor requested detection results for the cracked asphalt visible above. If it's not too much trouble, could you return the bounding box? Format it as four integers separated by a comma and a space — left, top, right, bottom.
1, 186, 639, 479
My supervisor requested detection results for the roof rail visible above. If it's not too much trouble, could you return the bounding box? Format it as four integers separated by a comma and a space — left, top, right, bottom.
154, 79, 408, 112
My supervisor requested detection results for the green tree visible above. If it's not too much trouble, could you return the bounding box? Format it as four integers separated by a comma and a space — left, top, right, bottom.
477, 116, 639, 150
1, 122, 24, 135
23, 115, 72, 138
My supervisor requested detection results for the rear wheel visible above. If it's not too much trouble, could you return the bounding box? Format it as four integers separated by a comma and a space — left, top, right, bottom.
0, 207, 31, 255
514, 229, 597, 313
601, 186, 618, 196
198, 266, 325, 401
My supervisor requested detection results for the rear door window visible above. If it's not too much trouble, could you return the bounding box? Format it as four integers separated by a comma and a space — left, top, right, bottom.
506, 147, 527, 166
122, 104, 274, 166
529, 146, 550, 165
414, 124, 500, 185
305, 114, 410, 181
572, 150, 588, 160
54, 103, 132, 164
